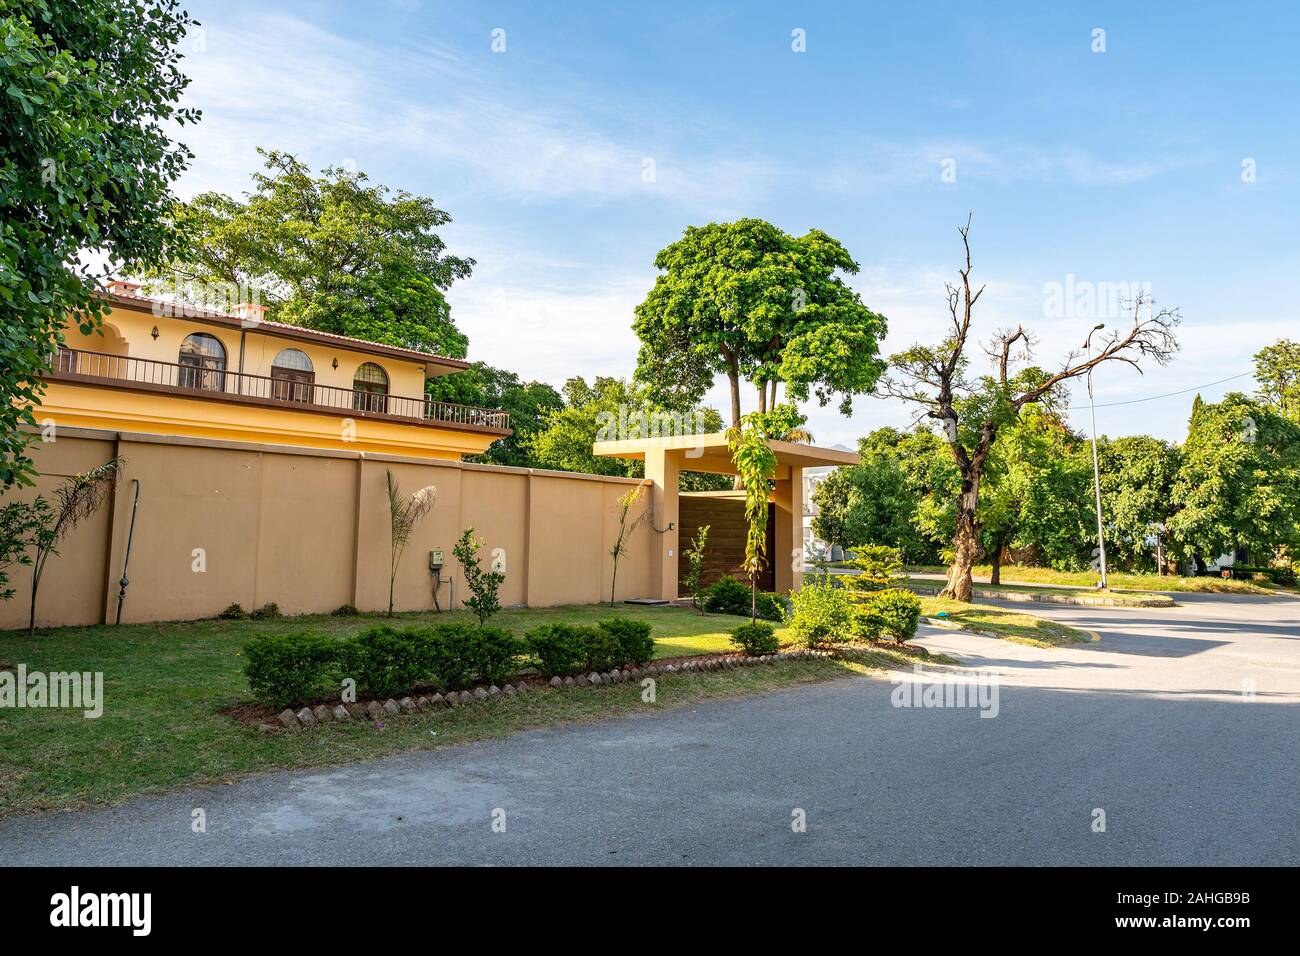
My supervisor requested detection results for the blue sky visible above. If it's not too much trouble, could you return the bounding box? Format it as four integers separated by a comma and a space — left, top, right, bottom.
174, 0, 1298, 447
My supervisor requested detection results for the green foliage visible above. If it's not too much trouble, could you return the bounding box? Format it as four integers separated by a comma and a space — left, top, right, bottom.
1170, 393, 1300, 563
726, 413, 779, 620
218, 603, 248, 620
526, 375, 728, 490
0, 501, 42, 602
250, 603, 281, 620
1254, 339, 1300, 424
331, 603, 360, 617
461, 626, 524, 686
1098, 435, 1182, 571
344, 625, 427, 698
453, 527, 506, 625
702, 577, 785, 621
853, 588, 923, 644
426, 362, 564, 467
524, 618, 656, 675
147, 149, 472, 357
242, 632, 340, 708
729, 621, 779, 656
787, 578, 853, 648
0, 0, 198, 488
682, 524, 711, 611
415, 623, 478, 691
596, 617, 655, 665
632, 219, 888, 423
843, 544, 904, 591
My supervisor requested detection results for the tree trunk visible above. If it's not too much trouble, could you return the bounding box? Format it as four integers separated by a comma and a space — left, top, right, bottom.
756, 382, 767, 414
941, 477, 982, 602
989, 540, 1005, 585
727, 371, 741, 428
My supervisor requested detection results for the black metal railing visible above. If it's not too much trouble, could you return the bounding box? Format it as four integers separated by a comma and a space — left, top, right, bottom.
49, 348, 511, 430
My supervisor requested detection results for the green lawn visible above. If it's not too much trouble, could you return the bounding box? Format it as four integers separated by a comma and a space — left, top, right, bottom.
920, 597, 1095, 648
901, 576, 1174, 607
0, 604, 943, 817
906, 564, 1290, 595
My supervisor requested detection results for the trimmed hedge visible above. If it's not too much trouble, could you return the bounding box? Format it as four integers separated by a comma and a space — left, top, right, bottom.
242, 621, 524, 706
524, 618, 657, 676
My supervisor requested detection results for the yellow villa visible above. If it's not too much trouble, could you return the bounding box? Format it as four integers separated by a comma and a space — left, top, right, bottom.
46, 281, 511, 460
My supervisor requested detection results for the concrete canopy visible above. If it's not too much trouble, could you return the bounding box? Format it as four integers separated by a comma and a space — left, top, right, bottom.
592, 433, 860, 601
592, 432, 860, 478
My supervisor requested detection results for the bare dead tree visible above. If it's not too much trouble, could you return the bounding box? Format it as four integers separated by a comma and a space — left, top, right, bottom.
877, 215, 1180, 601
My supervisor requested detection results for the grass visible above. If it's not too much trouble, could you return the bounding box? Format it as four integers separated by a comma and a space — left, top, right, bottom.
906, 564, 1291, 595
0, 603, 948, 817
920, 596, 1094, 648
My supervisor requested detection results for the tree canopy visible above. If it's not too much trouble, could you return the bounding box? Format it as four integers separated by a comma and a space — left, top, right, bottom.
146, 149, 473, 357
1, 0, 198, 487
1254, 338, 1300, 424
632, 219, 888, 426
426, 362, 563, 468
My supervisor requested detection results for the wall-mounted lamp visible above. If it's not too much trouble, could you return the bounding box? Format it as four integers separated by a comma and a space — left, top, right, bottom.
150, 325, 160, 340
331, 357, 339, 370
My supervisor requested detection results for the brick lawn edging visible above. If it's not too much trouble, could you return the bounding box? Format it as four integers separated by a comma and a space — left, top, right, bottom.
263, 648, 832, 733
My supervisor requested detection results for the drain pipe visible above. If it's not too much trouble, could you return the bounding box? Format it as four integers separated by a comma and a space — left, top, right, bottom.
114, 479, 141, 625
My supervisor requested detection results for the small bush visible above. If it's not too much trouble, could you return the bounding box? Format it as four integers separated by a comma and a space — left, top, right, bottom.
730, 621, 778, 656
598, 617, 654, 665
331, 603, 359, 617
469, 626, 525, 685
525, 623, 591, 677
855, 588, 922, 644
788, 578, 853, 648
843, 545, 903, 592
343, 625, 429, 698
218, 603, 247, 620
250, 602, 281, 620
243, 632, 340, 708
416, 623, 478, 691
704, 576, 785, 621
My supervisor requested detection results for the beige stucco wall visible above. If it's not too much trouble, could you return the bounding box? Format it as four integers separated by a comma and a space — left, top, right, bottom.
0, 428, 654, 629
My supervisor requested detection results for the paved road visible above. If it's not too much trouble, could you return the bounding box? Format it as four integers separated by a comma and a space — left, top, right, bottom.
3, 593, 1298, 865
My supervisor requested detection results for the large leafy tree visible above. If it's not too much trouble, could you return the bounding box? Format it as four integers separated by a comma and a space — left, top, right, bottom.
632, 219, 888, 427
527, 376, 730, 490
1253, 339, 1300, 424
1169, 393, 1300, 567
146, 149, 472, 357
1098, 435, 1182, 572
426, 362, 563, 468
878, 216, 1179, 600
1, 0, 198, 488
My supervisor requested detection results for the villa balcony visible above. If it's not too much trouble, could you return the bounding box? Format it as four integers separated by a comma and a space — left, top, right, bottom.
46, 347, 511, 434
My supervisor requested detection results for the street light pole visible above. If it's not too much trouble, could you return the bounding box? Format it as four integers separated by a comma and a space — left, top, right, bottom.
1084, 323, 1108, 590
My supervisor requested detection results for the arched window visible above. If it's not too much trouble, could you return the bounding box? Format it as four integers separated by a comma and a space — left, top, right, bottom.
352, 362, 389, 413
271, 348, 314, 403
178, 333, 226, 391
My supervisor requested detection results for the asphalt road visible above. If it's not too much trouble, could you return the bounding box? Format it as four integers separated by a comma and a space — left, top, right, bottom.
3, 592, 1298, 865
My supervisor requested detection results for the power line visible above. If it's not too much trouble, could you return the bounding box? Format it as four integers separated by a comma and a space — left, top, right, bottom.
1086, 372, 1253, 409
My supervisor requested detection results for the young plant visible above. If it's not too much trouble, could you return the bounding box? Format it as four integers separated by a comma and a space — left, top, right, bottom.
26, 457, 124, 635
608, 485, 650, 606
0, 501, 42, 604
726, 415, 778, 624
682, 523, 711, 612
453, 527, 505, 625
385, 469, 436, 617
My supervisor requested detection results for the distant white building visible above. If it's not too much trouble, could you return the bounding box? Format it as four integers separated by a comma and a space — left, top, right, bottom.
802, 459, 852, 565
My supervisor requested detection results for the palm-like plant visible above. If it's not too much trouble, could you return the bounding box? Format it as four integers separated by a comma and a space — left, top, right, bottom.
725, 416, 777, 623
27, 457, 125, 634
385, 469, 436, 617
609, 485, 650, 606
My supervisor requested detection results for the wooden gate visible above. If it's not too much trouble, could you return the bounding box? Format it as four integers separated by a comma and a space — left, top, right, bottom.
677, 493, 775, 593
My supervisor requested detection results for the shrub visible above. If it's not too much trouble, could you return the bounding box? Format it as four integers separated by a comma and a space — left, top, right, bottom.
219, 602, 248, 620
343, 625, 429, 698
526, 623, 592, 677
788, 578, 853, 648
855, 588, 922, 644
730, 621, 778, 656
250, 602, 281, 620
454, 528, 505, 625
704, 576, 785, 621
844, 544, 903, 592
331, 603, 359, 617
597, 617, 654, 665
243, 632, 341, 708
469, 626, 525, 685
417, 623, 478, 691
